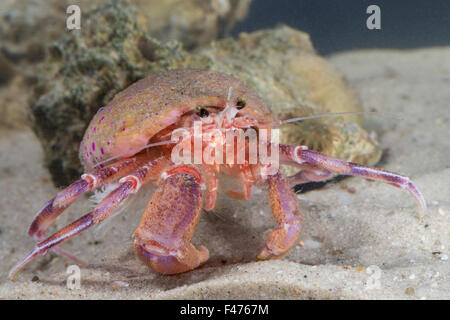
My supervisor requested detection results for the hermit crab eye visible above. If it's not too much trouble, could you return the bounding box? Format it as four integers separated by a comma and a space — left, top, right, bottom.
236, 98, 246, 110
195, 107, 209, 117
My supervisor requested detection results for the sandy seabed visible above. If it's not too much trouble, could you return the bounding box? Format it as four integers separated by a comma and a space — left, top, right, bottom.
0, 47, 449, 299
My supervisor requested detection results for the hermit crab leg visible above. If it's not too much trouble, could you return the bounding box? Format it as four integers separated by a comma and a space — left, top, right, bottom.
133, 165, 209, 274
225, 165, 254, 200
256, 171, 302, 260
9, 157, 168, 279
286, 162, 333, 185
279, 144, 427, 218
202, 166, 218, 211
28, 154, 149, 242
25, 154, 149, 264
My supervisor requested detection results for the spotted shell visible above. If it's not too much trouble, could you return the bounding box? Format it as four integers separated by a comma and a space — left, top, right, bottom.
79, 69, 273, 170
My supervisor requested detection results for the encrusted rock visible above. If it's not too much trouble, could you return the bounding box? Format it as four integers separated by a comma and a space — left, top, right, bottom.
136, 0, 252, 50
29, 1, 188, 185
190, 26, 382, 172
0, 0, 252, 128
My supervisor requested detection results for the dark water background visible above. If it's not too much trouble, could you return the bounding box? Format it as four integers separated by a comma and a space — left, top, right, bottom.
233, 0, 450, 55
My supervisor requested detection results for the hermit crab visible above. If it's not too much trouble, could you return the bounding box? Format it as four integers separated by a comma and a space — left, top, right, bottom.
9, 69, 426, 278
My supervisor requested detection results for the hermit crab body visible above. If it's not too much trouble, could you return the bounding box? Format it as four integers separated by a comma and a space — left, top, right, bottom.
79, 69, 273, 170
10, 69, 426, 278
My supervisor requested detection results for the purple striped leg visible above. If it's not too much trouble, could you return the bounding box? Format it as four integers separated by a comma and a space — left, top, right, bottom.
9, 156, 168, 279
256, 171, 302, 260
279, 144, 427, 218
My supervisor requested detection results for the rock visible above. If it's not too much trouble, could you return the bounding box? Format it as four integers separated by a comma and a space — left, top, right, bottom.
0, 0, 251, 61
191, 26, 382, 174
135, 0, 252, 50
0, 0, 252, 128
29, 0, 188, 186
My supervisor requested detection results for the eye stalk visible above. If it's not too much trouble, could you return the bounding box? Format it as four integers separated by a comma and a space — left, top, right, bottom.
236, 98, 246, 110
195, 107, 210, 117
